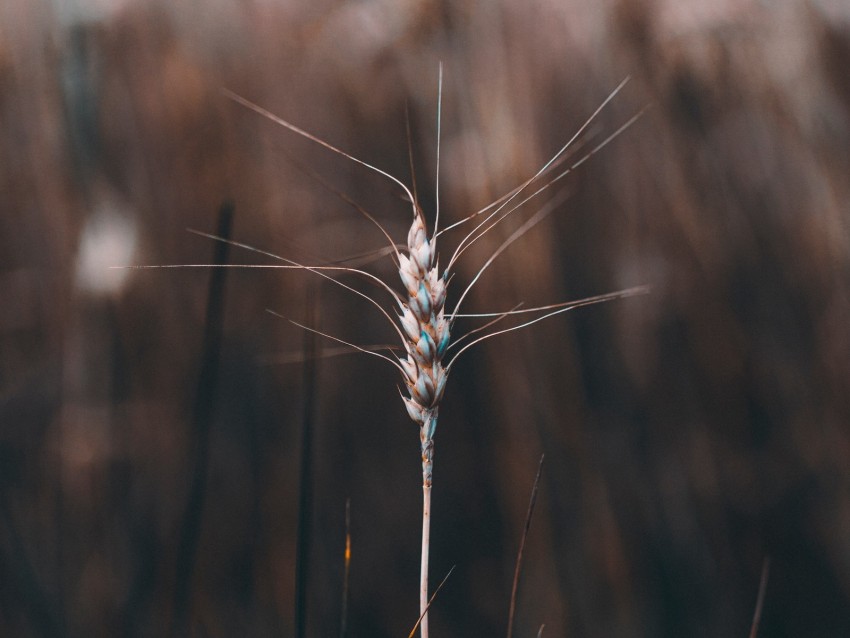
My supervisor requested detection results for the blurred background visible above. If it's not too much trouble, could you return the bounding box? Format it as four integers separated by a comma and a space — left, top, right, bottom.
2, 0, 850, 636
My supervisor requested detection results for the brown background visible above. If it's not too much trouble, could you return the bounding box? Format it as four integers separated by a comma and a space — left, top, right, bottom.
2, 0, 850, 636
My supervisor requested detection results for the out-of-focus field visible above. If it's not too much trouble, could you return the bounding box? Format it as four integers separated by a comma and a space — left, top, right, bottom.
2, 1, 850, 636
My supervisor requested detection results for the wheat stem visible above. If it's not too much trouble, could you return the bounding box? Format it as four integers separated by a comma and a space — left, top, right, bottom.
420, 437, 434, 638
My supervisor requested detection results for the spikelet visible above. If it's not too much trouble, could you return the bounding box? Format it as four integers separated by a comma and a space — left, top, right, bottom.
397, 210, 449, 487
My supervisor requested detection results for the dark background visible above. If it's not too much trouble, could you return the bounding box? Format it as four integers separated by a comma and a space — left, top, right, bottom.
2, 1, 850, 636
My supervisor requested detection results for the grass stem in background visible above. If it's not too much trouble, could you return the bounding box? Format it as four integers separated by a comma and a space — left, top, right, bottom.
748, 557, 771, 638
171, 202, 234, 637
340, 497, 351, 638
507, 455, 544, 638
295, 284, 319, 638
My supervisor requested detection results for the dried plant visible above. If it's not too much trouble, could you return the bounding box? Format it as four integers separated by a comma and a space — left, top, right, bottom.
139, 69, 646, 636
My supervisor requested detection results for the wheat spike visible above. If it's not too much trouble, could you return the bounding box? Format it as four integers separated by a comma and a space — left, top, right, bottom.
217, 70, 644, 638
121, 64, 648, 638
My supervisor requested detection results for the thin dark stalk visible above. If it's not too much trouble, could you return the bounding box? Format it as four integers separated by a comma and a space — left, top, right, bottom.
294, 283, 320, 638
748, 557, 771, 638
171, 201, 234, 637
507, 454, 545, 638
340, 498, 351, 638
407, 565, 456, 638
0, 499, 66, 637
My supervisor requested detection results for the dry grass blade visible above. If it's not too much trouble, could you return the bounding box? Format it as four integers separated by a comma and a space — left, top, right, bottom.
407, 565, 456, 638
748, 557, 771, 638
506, 455, 545, 638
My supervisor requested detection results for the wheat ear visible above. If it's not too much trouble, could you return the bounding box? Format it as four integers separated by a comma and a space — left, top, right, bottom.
213, 70, 644, 636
